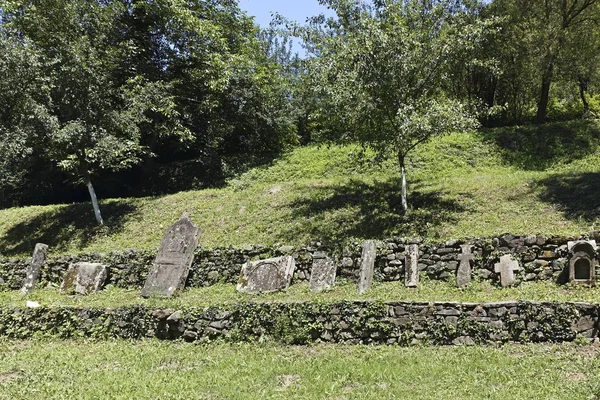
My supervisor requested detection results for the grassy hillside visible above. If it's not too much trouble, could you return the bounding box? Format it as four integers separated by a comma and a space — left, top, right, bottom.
1, 119, 599, 257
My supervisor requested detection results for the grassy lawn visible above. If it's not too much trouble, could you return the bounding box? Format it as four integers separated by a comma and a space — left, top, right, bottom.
1, 120, 599, 257
2, 280, 600, 309
0, 340, 598, 399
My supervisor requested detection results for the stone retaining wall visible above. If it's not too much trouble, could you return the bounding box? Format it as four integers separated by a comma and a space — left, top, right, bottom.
0, 300, 597, 345
1, 233, 599, 290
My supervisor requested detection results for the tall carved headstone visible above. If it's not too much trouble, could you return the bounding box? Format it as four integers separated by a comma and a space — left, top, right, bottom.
494, 255, 520, 287
405, 244, 419, 288
60, 262, 107, 295
358, 241, 376, 294
237, 256, 295, 293
456, 244, 474, 288
20, 243, 48, 294
141, 216, 201, 298
309, 251, 336, 292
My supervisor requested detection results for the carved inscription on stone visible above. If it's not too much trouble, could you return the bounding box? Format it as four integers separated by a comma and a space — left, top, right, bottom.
237, 256, 295, 293
141, 216, 201, 298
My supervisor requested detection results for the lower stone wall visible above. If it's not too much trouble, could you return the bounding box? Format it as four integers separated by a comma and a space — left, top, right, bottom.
1, 301, 597, 345
1, 233, 599, 291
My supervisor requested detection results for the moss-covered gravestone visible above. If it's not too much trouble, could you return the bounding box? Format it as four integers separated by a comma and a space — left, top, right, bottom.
405, 244, 419, 288
309, 251, 336, 292
20, 243, 48, 294
236, 256, 295, 293
358, 240, 376, 294
60, 262, 107, 295
141, 216, 201, 298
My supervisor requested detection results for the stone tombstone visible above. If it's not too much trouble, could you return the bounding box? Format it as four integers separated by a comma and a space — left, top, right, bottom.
20, 243, 49, 294
141, 216, 201, 298
494, 255, 520, 287
358, 240, 376, 294
60, 262, 107, 295
237, 256, 295, 293
456, 244, 474, 288
405, 244, 419, 288
567, 240, 597, 285
309, 251, 337, 292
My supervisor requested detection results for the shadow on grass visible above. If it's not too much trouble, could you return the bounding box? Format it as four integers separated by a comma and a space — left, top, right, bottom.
480, 119, 600, 170
0, 201, 138, 256
283, 177, 468, 243
536, 172, 600, 222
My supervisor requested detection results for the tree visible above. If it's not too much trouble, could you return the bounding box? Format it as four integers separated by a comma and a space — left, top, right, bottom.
301, 0, 480, 212
0, 36, 55, 206
493, 0, 600, 123
0, 0, 184, 223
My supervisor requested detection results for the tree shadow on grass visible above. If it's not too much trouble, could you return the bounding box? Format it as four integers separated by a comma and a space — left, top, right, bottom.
0, 201, 138, 256
536, 172, 600, 223
282, 177, 468, 244
479, 120, 600, 171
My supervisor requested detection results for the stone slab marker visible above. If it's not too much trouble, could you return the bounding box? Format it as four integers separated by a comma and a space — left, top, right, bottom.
237, 256, 295, 293
456, 244, 474, 288
20, 243, 48, 294
405, 244, 419, 288
141, 216, 201, 298
309, 251, 336, 292
358, 241, 376, 294
494, 255, 520, 287
60, 262, 107, 295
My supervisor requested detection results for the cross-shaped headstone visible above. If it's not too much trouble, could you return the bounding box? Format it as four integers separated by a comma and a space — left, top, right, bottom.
456, 244, 474, 288
494, 255, 520, 287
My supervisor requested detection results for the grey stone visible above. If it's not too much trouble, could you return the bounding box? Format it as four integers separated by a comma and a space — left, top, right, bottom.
167, 310, 183, 322
309, 255, 336, 292
20, 243, 48, 294
278, 245, 295, 254
573, 315, 596, 333
405, 244, 419, 288
358, 241, 376, 294
183, 330, 198, 341
60, 262, 107, 295
456, 244, 474, 288
489, 320, 504, 329
494, 255, 520, 287
452, 336, 475, 346
478, 269, 492, 279
141, 216, 201, 298
236, 256, 295, 293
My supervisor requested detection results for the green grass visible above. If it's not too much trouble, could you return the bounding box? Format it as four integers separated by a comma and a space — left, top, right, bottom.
1, 119, 600, 257
3, 280, 600, 309
0, 340, 598, 399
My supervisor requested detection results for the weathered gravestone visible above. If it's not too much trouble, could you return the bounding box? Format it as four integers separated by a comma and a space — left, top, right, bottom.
494, 255, 520, 287
237, 256, 295, 293
405, 244, 419, 288
309, 251, 336, 292
456, 244, 474, 288
141, 216, 201, 298
60, 262, 107, 295
358, 241, 376, 294
20, 243, 48, 294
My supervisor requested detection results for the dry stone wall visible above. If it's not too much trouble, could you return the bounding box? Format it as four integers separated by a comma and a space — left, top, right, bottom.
0, 300, 597, 345
1, 233, 599, 291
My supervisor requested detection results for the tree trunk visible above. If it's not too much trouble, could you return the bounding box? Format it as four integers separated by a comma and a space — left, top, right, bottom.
578, 76, 589, 115
398, 152, 407, 214
536, 53, 555, 124
85, 174, 104, 225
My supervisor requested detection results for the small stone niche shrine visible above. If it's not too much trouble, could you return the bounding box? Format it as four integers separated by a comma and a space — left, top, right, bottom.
141, 215, 201, 298
567, 240, 597, 285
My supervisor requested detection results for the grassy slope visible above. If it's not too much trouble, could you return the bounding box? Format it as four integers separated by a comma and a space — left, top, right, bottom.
2, 280, 600, 309
1, 119, 599, 257
0, 340, 598, 399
